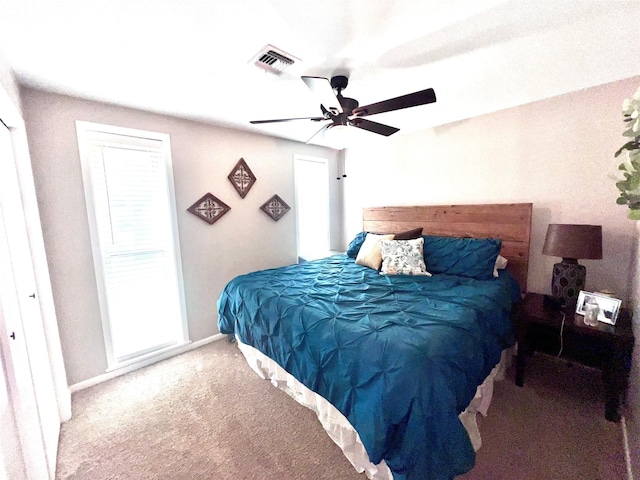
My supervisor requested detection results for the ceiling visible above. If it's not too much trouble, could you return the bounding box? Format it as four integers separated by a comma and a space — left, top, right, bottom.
1, 0, 639, 149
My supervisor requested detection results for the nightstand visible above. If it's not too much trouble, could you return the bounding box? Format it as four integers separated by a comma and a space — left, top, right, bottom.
513, 292, 634, 422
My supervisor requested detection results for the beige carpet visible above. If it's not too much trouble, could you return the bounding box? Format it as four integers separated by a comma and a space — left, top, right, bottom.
56, 339, 627, 480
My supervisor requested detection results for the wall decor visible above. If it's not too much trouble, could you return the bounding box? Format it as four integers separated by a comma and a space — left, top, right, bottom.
260, 194, 290, 221
228, 157, 257, 198
187, 193, 231, 224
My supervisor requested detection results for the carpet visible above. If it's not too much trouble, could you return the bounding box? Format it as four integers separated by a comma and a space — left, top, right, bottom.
56, 339, 627, 479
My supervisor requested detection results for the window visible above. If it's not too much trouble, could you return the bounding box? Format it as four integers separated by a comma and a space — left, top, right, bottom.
293, 155, 330, 257
76, 122, 188, 368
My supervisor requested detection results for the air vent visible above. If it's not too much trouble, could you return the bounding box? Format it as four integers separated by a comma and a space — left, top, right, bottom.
250, 45, 299, 75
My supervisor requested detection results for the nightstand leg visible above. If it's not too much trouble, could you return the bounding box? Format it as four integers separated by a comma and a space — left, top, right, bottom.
603, 345, 631, 422
603, 370, 622, 422
515, 322, 528, 387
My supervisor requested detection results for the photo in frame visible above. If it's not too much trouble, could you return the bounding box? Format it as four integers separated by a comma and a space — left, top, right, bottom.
575, 290, 622, 325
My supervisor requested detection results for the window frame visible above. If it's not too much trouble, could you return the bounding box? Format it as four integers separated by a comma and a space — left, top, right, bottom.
76, 121, 189, 370
293, 154, 330, 257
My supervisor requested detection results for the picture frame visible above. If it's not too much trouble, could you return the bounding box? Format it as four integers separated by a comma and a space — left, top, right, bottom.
187, 192, 231, 225
260, 194, 290, 221
575, 290, 622, 325
227, 158, 257, 199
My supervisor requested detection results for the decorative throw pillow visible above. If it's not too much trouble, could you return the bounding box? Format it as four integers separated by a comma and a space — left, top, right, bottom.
422, 235, 501, 280
493, 254, 508, 278
346, 228, 422, 258
346, 231, 368, 258
355, 233, 394, 270
393, 227, 423, 240
379, 238, 431, 276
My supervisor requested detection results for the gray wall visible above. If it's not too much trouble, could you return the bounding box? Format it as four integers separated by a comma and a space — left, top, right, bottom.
20, 88, 341, 385
343, 77, 640, 301
343, 76, 640, 479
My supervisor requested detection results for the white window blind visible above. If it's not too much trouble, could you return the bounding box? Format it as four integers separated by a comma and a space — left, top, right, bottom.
77, 122, 188, 367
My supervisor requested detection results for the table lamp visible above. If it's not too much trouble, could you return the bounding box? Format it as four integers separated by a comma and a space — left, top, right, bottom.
542, 224, 602, 308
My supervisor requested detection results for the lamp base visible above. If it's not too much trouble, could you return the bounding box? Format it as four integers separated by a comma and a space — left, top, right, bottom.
551, 258, 586, 308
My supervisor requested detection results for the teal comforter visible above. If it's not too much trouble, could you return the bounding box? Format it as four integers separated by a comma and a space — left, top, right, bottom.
217, 254, 520, 480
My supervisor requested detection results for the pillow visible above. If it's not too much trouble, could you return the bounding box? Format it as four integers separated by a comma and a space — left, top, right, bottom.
346, 228, 422, 257
422, 235, 502, 280
346, 231, 368, 258
493, 254, 508, 278
355, 233, 394, 270
392, 227, 423, 240
379, 238, 431, 276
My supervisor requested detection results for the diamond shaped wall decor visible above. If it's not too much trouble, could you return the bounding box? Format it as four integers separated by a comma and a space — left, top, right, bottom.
260, 194, 290, 222
227, 158, 257, 199
187, 193, 231, 225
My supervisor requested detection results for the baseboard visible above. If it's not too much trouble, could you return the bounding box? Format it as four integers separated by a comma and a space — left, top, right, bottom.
69, 334, 225, 393
622, 416, 634, 480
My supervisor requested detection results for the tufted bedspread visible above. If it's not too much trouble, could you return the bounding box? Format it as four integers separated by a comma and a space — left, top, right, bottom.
217, 254, 520, 480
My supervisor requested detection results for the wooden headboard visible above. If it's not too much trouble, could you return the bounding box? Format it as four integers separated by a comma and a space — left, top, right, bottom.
362, 203, 533, 292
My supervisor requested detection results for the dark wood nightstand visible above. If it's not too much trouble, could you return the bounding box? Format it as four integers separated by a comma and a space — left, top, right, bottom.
513, 292, 635, 422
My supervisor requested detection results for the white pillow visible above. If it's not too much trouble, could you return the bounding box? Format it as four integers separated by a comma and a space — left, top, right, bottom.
493, 255, 508, 277
355, 233, 394, 270
379, 238, 432, 276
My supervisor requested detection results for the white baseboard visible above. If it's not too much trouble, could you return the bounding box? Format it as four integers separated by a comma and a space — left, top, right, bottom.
622, 416, 634, 480
69, 334, 225, 393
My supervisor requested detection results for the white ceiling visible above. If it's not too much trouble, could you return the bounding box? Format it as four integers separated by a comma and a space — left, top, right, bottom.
1, 0, 639, 149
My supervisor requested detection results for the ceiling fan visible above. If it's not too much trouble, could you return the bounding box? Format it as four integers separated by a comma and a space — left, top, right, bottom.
250, 76, 436, 143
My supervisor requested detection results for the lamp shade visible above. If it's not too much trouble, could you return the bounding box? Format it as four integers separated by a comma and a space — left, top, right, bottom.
542, 224, 602, 260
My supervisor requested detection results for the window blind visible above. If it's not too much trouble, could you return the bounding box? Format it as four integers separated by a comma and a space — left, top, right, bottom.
79, 124, 187, 365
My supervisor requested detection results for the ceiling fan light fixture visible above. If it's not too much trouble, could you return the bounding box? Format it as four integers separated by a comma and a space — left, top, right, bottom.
324, 124, 351, 149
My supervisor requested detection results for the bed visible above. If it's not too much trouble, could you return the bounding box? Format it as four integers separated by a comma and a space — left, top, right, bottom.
217, 203, 532, 480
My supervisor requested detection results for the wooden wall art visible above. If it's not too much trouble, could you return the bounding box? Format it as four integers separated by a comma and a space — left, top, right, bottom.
187, 193, 231, 224
260, 194, 290, 222
227, 158, 257, 198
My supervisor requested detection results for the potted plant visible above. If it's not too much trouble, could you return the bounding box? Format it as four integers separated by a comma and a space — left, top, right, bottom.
615, 86, 640, 220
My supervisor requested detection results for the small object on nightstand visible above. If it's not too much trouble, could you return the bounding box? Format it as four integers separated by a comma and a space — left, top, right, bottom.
575, 290, 623, 325
583, 297, 600, 326
543, 295, 563, 310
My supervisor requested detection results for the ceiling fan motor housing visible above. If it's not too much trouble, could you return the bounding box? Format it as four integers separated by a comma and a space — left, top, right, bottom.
330, 75, 349, 91
338, 96, 359, 115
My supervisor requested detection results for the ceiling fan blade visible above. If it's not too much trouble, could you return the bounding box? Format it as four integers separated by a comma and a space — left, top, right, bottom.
305, 123, 331, 144
350, 118, 399, 136
250, 116, 326, 124
352, 88, 436, 117
301, 76, 343, 114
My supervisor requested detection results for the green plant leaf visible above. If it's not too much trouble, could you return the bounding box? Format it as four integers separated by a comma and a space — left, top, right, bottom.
628, 209, 640, 221
615, 141, 638, 156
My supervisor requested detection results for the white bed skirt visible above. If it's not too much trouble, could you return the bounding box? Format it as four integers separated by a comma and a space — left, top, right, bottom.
236, 339, 513, 480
